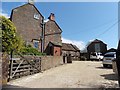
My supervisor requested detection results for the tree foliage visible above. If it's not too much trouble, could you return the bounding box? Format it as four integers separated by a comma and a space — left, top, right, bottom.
0, 16, 24, 53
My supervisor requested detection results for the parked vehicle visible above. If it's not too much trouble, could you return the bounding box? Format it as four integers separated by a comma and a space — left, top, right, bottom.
90, 52, 103, 60
102, 52, 116, 68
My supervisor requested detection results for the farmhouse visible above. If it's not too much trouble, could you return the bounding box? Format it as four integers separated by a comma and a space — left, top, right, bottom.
10, 3, 43, 51
10, 3, 62, 56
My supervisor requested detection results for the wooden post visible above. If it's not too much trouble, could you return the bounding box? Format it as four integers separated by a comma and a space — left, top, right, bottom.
9, 50, 13, 81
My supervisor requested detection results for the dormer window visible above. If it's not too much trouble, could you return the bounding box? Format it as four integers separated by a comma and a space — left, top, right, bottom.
34, 13, 40, 20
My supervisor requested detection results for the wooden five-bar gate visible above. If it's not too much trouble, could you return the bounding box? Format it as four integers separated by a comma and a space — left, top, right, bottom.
8, 52, 41, 81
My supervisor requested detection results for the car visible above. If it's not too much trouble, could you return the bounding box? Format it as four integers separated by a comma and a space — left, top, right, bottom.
90, 52, 103, 61
102, 52, 116, 68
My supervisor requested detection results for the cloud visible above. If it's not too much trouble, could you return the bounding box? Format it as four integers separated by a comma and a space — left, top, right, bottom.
62, 37, 85, 50
0, 12, 9, 18
0, 9, 9, 18
0, 2, 27, 18
86, 39, 94, 47
44, 19, 49, 23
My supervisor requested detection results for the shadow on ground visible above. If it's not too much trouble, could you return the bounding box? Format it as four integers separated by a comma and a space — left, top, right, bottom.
96, 66, 112, 69
100, 73, 118, 81
2, 84, 25, 90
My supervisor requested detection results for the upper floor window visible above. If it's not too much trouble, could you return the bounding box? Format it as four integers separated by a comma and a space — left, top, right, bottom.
34, 13, 40, 20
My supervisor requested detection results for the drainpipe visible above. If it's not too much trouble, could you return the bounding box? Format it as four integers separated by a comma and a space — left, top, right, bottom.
40, 18, 45, 53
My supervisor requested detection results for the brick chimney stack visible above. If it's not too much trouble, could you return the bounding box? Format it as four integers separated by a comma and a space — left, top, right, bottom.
48, 13, 55, 21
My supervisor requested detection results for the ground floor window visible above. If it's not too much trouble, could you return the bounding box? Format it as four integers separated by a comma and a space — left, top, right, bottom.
32, 40, 39, 49
34, 42, 39, 48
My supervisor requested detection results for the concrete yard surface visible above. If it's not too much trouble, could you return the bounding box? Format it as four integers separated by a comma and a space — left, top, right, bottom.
4, 61, 119, 88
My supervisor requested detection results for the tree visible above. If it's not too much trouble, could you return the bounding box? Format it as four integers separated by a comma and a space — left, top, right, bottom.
0, 16, 24, 53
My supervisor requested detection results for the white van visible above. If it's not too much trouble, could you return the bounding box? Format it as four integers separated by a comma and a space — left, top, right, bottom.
90, 52, 103, 60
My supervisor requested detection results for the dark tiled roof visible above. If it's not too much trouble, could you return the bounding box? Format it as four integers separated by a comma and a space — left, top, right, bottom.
92, 39, 103, 43
87, 39, 107, 47
71, 44, 80, 51
50, 42, 62, 47
62, 43, 76, 51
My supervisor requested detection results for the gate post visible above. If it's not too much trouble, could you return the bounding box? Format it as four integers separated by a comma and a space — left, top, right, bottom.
8, 50, 13, 81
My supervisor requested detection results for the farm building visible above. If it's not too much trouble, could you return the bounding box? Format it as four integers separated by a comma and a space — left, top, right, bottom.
87, 39, 107, 54
87, 39, 107, 59
62, 43, 80, 60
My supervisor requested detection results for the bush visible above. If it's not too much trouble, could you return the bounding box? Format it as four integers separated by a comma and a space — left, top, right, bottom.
1, 16, 24, 53
20, 45, 46, 56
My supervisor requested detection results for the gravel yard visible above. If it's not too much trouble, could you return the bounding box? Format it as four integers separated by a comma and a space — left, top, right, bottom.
4, 61, 119, 88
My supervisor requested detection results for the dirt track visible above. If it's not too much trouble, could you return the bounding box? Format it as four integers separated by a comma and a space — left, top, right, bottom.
5, 61, 119, 88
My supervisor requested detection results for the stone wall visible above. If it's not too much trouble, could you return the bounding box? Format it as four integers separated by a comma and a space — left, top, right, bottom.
13, 55, 63, 71
41, 56, 63, 71
1, 53, 9, 85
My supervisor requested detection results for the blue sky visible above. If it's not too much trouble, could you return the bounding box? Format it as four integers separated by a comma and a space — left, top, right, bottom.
1, 2, 118, 50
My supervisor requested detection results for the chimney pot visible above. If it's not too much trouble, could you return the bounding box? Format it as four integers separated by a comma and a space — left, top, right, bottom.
48, 13, 55, 21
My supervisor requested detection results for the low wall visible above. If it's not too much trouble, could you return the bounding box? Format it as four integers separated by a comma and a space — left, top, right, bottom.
20, 55, 63, 71
41, 56, 63, 71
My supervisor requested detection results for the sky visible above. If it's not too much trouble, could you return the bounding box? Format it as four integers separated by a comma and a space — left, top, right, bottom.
1, 1, 119, 50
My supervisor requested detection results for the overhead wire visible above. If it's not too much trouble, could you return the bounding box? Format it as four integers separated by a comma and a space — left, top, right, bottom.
94, 19, 120, 39
62, 18, 118, 36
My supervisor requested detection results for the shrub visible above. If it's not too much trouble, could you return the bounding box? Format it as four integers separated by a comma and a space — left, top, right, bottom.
20, 45, 46, 56
0, 16, 24, 53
